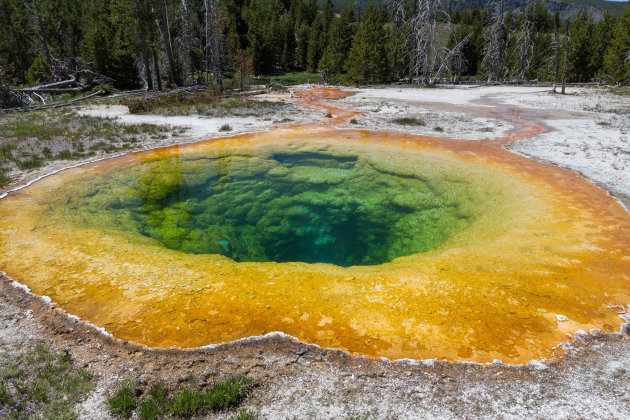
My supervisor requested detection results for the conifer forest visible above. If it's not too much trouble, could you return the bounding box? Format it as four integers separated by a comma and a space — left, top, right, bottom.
1, 0, 629, 91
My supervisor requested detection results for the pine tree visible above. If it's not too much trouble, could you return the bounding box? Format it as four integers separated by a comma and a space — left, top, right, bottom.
603, 4, 630, 85
318, 6, 355, 83
569, 12, 595, 83
345, 1, 389, 85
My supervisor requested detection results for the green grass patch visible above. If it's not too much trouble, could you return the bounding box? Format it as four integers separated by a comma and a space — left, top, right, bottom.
219, 123, 232, 132
0, 114, 65, 140
391, 117, 426, 126
0, 165, 11, 188
205, 376, 250, 408
608, 86, 630, 97
0, 344, 92, 419
14, 154, 43, 170
107, 381, 136, 418
138, 398, 161, 420
231, 409, 257, 420
107, 376, 252, 419
434, 126, 444, 132
169, 387, 203, 417
0, 109, 174, 184
0, 144, 16, 161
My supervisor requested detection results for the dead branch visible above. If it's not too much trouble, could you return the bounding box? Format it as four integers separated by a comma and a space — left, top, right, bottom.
32, 92, 46, 104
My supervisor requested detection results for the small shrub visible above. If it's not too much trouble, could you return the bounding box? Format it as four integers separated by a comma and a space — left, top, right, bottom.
219, 123, 232, 132
121, 97, 151, 114
324, 112, 332, 118
269, 82, 288, 92
350, 118, 358, 124
433, 126, 444, 132
107, 382, 136, 418
391, 117, 425, 126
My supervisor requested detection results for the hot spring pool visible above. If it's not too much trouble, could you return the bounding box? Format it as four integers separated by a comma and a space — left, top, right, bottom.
1, 129, 629, 364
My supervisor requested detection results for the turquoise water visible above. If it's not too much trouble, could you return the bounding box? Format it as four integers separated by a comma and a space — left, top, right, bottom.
53, 143, 487, 266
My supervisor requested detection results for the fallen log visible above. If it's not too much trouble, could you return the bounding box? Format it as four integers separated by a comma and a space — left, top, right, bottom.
0, 90, 105, 114
28, 78, 77, 90
240, 89, 266, 96
16, 87, 83, 94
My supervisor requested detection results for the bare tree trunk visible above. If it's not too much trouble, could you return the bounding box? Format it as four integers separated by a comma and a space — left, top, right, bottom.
204, 0, 210, 84
33, 0, 53, 66
497, 0, 504, 82
180, 0, 194, 85
204, 0, 225, 90
135, 0, 153, 90
482, 0, 505, 82
561, 21, 569, 95
158, 0, 181, 87
422, 0, 434, 84
513, 15, 533, 82
152, 48, 162, 90
552, 13, 559, 92
408, 0, 418, 83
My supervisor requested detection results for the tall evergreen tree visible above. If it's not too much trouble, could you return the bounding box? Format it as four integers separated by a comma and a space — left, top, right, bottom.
603, 3, 630, 85
569, 12, 595, 83
345, 1, 390, 85
319, 6, 355, 83
0, 0, 32, 83
306, 0, 334, 73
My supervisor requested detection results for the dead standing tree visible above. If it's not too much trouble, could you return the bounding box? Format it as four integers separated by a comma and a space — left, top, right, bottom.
135, 0, 153, 90
511, 16, 534, 82
158, 0, 181, 87
177, 0, 195, 85
483, 0, 506, 82
561, 20, 570, 94
394, 0, 470, 86
552, 12, 560, 92
203, 0, 227, 90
